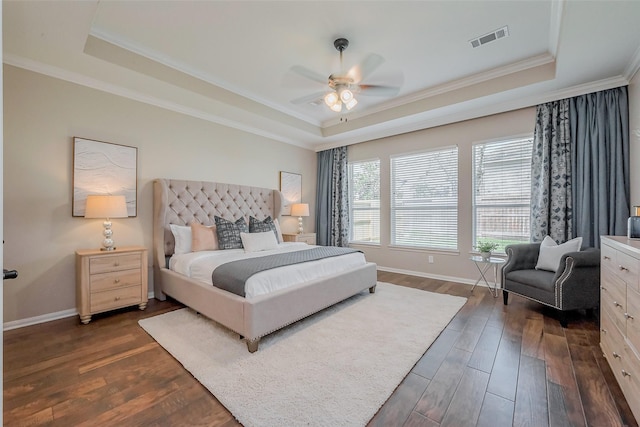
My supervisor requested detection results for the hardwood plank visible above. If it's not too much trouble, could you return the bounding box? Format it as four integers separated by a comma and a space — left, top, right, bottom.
514, 355, 549, 427
439, 367, 490, 427
486, 322, 521, 401
412, 328, 461, 380
404, 411, 442, 427
521, 316, 545, 360
414, 347, 472, 423
468, 325, 503, 373
454, 314, 489, 353
476, 392, 514, 427
543, 332, 585, 427
369, 373, 430, 427
78, 341, 159, 374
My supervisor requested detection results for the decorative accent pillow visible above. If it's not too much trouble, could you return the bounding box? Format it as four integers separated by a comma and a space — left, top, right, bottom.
240, 231, 279, 253
169, 224, 192, 255
273, 218, 284, 243
535, 236, 583, 272
191, 222, 219, 251
214, 216, 249, 250
249, 216, 279, 242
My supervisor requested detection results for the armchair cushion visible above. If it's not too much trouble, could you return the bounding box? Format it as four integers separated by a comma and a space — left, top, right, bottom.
535, 236, 583, 272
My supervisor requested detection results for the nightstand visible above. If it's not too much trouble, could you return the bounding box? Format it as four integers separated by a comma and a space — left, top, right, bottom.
76, 246, 148, 324
282, 233, 316, 245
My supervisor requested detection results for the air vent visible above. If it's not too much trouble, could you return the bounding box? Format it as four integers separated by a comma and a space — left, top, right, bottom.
469, 26, 509, 48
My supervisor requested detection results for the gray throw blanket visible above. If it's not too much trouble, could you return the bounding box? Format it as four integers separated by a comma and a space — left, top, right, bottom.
212, 246, 360, 297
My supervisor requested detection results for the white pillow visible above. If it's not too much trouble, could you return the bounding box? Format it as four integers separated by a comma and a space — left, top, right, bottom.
240, 231, 279, 253
535, 236, 582, 272
170, 224, 192, 255
273, 218, 284, 243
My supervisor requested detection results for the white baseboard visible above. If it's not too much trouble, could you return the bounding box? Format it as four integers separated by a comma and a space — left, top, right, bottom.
4, 290, 157, 331
376, 265, 480, 287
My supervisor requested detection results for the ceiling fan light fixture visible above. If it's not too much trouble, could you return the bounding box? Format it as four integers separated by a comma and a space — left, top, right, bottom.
330, 101, 343, 112
324, 91, 339, 107
345, 98, 358, 110
339, 88, 353, 103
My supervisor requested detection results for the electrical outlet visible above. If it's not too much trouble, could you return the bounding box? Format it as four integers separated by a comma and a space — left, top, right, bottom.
428, 255, 434, 263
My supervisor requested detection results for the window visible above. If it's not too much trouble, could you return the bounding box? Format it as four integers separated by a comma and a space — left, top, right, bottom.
391, 147, 458, 250
473, 137, 533, 253
348, 159, 380, 243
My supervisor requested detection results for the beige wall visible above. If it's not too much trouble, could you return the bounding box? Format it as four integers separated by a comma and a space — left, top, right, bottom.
348, 108, 536, 283
3, 65, 316, 323
630, 72, 640, 211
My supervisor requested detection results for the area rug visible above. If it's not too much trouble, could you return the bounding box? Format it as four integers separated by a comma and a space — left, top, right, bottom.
139, 282, 466, 427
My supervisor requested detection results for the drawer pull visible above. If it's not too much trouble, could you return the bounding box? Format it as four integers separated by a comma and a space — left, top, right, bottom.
601, 286, 608, 291
601, 328, 608, 334
114, 262, 120, 267
619, 265, 629, 272
114, 296, 121, 301
625, 312, 635, 320
114, 279, 120, 283
604, 256, 611, 260
613, 351, 621, 359
614, 301, 623, 308
622, 369, 631, 378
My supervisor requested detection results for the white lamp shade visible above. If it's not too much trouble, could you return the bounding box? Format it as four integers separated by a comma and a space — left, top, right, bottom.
290, 203, 310, 217
84, 195, 128, 219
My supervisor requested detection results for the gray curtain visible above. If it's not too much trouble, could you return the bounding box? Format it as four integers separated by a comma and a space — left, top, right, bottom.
570, 86, 630, 248
315, 147, 349, 246
530, 99, 573, 243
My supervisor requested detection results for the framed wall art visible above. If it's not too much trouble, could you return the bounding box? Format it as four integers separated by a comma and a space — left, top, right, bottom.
72, 137, 138, 217
279, 171, 301, 215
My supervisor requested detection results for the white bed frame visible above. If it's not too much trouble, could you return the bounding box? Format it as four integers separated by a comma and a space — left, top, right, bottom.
152, 179, 377, 352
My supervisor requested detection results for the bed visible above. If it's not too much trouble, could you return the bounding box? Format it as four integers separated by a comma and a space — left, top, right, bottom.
152, 179, 378, 352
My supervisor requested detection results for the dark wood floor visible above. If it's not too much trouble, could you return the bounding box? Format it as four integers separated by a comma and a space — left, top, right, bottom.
4, 272, 638, 426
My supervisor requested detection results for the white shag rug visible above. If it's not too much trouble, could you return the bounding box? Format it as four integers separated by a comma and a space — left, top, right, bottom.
139, 282, 466, 427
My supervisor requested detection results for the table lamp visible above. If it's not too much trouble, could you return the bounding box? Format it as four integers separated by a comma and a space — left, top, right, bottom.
290, 203, 310, 234
84, 195, 128, 251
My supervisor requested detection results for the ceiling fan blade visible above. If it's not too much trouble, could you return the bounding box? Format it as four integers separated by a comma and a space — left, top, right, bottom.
348, 53, 385, 83
357, 84, 401, 97
291, 91, 327, 105
290, 65, 328, 85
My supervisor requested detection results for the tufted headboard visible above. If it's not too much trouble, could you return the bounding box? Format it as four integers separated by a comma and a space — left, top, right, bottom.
153, 179, 284, 271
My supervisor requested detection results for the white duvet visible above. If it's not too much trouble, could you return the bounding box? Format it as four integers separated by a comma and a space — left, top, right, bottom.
169, 242, 367, 299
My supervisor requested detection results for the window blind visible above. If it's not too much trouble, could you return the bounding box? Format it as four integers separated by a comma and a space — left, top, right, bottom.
348, 160, 380, 243
473, 137, 533, 252
391, 147, 458, 250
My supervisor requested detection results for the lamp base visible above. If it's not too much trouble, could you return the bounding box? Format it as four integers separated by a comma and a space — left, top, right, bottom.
297, 216, 304, 234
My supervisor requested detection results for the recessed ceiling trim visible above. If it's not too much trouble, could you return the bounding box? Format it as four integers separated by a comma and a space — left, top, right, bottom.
88, 28, 322, 127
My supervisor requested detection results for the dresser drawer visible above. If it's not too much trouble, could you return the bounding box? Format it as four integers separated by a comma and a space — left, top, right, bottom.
90, 253, 142, 274
601, 272, 627, 335
627, 286, 640, 355
90, 286, 142, 313
618, 251, 640, 291
602, 243, 618, 271
601, 310, 626, 384
622, 345, 640, 422
90, 270, 142, 293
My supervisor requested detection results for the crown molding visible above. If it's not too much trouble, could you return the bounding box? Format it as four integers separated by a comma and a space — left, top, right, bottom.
624, 44, 640, 81
549, 0, 564, 58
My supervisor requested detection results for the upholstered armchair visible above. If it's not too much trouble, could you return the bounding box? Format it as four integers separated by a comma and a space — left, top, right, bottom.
502, 243, 601, 327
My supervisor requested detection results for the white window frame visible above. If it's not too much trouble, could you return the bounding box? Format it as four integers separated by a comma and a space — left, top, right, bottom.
390, 146, 458, 251
348, 159, 381, 244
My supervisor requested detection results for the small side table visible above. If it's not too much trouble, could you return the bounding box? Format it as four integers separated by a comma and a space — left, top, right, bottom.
470, 256, 505, 298
282, 233, 316, 245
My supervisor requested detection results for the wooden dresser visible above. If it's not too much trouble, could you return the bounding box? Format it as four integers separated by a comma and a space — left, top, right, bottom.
600, 236, 640, 421
76, 246, 148, 324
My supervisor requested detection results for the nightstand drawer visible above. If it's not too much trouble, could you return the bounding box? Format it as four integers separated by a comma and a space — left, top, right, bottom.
90, 270, 142, 293
90, 253, 141, 274
90, 286, 142, 313
282, 233, 316, 245
297, 236, 316, 244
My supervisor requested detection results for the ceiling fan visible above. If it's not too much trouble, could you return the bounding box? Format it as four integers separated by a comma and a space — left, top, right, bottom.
290, 38, 402, 113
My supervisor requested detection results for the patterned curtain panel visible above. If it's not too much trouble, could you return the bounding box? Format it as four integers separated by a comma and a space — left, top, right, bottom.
315, 147, 349, 247
569, 86, 630, 248
530, 99, 573, 243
